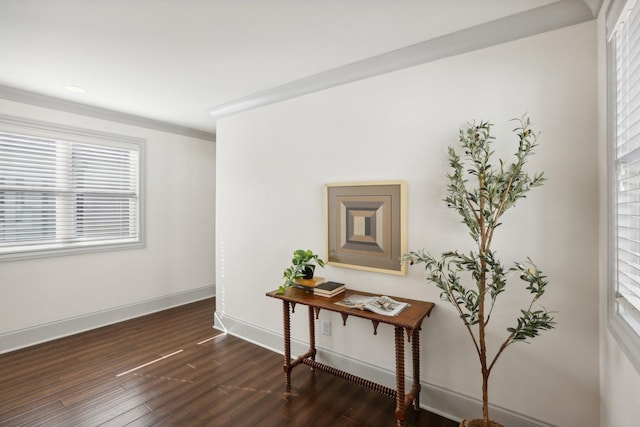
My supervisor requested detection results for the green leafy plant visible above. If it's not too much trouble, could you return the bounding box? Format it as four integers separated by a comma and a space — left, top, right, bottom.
278, 249, 325, 294
401, 117, 555, 427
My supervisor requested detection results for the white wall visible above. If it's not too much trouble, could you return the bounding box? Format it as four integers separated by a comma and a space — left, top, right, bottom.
0, 99, 215, 348
597, 3, 640, 426
216, 22, 598, 427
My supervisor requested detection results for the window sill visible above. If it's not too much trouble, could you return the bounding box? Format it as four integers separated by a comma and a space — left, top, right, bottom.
609, 306, 640, 374
0, 239, 145, 262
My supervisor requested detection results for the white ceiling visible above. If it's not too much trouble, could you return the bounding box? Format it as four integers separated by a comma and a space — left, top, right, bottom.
0, 0, 598, 137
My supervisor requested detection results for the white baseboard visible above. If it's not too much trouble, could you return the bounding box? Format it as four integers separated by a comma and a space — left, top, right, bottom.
0, 285, 215, 354
214, 311, 556, 427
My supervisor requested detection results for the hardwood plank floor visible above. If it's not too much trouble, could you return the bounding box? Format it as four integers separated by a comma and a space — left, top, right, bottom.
0, 298, 458, 426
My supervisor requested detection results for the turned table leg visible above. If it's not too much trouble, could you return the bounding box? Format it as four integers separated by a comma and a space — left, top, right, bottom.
283, 301, 292, 390
308, 306, 316, 364
394, 326, 406, 427
412, 328, 421, 411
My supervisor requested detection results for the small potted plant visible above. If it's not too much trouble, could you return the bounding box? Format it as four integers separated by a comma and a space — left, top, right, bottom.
278, 249, 325, 294
402, 117, 555, 427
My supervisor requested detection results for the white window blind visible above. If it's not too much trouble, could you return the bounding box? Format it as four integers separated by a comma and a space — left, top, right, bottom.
614, 0, 640, 335
0, 130, 141, 258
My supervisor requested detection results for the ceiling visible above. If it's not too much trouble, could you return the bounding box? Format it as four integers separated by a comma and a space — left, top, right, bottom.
0, 1, 600, 138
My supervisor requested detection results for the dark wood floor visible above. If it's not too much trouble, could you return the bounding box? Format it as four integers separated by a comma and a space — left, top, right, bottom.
0, 298, 457, 426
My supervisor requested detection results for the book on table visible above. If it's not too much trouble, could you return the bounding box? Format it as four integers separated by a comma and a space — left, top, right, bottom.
296, 276, 326, 287
313, 281, 346, 297
335, 294, 408, 316
292, 276, 326, 292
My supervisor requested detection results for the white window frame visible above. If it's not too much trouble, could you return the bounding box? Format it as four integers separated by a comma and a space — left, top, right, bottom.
0, 113, 145, 261
608, 0, 640, 373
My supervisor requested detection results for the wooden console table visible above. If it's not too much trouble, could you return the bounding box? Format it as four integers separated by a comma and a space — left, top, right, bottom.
266, 287, 435, 427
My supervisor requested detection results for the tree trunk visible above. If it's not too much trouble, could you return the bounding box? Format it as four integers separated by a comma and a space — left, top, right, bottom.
480, 322, 489, 424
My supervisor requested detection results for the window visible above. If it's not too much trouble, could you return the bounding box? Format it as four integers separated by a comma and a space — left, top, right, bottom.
0, 114, 144, 260
609, 0, 640, 372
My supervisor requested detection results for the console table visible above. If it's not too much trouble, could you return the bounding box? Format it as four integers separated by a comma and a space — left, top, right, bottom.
266, 287, 435, 427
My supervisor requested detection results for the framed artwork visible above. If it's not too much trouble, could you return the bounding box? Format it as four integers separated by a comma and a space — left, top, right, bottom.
325, 181, 406, 275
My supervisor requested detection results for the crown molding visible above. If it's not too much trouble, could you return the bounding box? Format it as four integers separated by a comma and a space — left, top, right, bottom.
582, 0, 604, 16
0, 84, 216, 142
208, 0, 596, 121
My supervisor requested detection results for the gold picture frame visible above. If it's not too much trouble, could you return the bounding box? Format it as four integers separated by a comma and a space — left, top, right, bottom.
325, 181, 406, 275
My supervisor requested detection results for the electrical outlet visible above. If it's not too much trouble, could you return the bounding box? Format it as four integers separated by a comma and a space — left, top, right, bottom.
322, 320, 331, 336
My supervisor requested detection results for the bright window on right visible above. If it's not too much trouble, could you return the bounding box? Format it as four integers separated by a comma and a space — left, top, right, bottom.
610, 0, 640, 373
